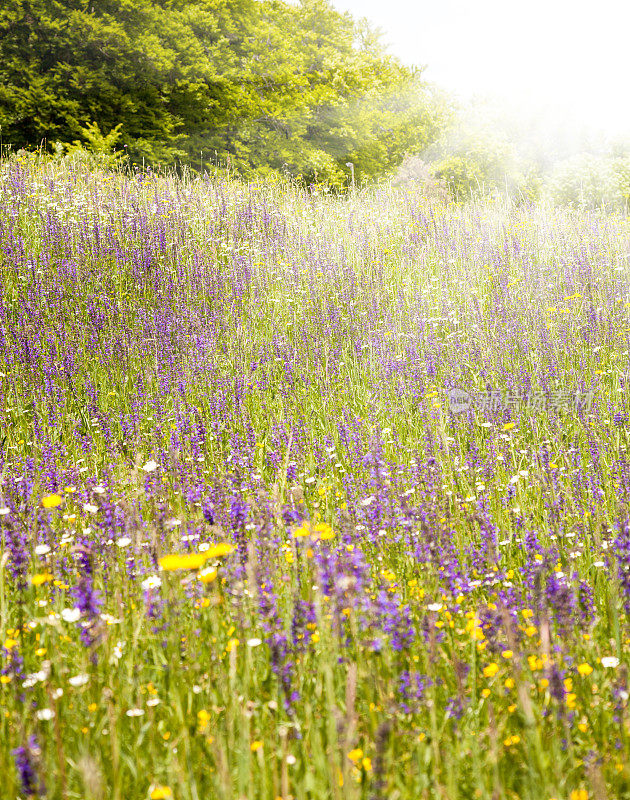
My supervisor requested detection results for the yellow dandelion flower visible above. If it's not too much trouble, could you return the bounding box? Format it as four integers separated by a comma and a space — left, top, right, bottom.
250, 740, 263, 752
577, 663, 593, 677
465, 617, 484, 640
347, 748, 363, 763
197, 568, 218, 584
502, 650, 513, 660
30, 573, 54, 586
204, 543, 235, 558
313, 522, 334, 540
159, 553, 207, 571
42, 494, 63, 509
502, 422, 515, 431
527, 655, 543, 671
362, 757, 372, 771
483, 663, 499, 678
292, 525, 311, 538
150, 787, 172, 800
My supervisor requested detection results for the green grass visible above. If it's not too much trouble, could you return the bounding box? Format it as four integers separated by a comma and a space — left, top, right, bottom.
0, 155, 630, 800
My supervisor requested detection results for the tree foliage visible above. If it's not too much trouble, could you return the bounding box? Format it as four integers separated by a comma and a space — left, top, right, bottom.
0, 0, 449, 184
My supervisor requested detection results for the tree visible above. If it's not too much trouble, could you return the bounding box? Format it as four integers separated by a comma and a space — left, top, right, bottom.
0, 0, 447, 183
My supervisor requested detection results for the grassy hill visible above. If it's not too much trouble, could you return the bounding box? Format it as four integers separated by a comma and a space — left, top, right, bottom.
1, 155, 630, 799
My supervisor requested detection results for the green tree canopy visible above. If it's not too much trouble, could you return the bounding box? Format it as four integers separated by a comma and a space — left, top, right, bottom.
0, 0, 449, 184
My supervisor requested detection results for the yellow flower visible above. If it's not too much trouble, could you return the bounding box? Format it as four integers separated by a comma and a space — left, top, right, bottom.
503, 734, 521, 747
527, 655, 543, 671
502, 650, 513, 660
197, 709, 210, 726
347, 748, 363, 763
313, 522, 334, 540
504, 678, 515, 689
483, 663, 499, 678
250, 740, 263, 752
570, 790, 588, 800
577, 663, 593, 677
362, 757, 372, 771
150, 787, 172, 800
465, 617, 484, 640
42, 494, 63, 509
4, 638, 18, 650
226, 638, 239, 653
197, 568, 218, 584
31, 573, 54, 586
204, 543, 235, 558
502, 422, 515, 431
159, 553, 207, 571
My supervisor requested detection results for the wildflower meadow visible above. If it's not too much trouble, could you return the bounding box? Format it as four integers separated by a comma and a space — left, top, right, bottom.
2, 155, 630, 800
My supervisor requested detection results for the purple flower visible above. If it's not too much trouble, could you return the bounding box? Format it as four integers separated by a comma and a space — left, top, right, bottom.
613, 522, 630, 616
13, 735, 44, 797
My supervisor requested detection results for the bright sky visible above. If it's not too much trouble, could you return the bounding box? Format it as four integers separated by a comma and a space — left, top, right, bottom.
332, 0, 630, 137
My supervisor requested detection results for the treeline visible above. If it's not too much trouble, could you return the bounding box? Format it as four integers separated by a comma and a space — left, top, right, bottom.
0, 0, 450, 186
394, 99, 630, 210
